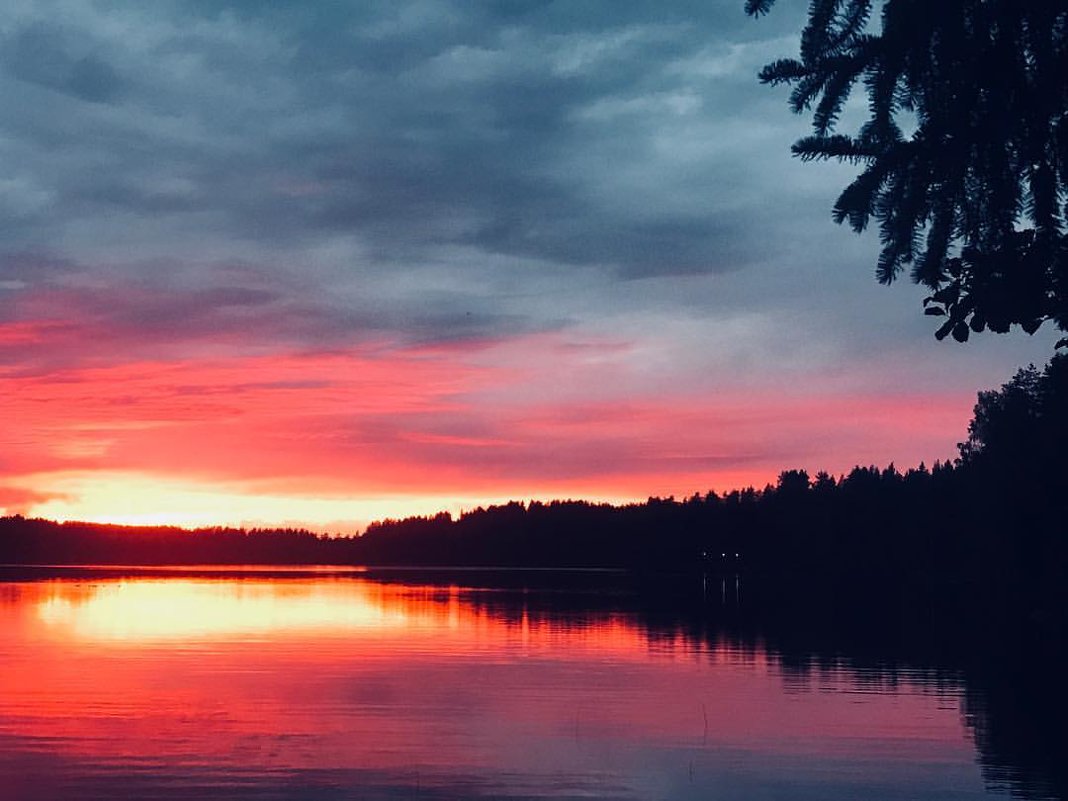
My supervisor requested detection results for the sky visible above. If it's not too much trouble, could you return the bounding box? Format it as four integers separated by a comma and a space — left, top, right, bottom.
0, 0, 1058, 531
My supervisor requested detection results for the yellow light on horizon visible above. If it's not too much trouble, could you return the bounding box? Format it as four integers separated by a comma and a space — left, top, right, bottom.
7, 471, 504, 534
6, 470, 641, 534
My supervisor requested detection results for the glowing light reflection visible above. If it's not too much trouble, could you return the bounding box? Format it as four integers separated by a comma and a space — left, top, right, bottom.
35, 580, 418, 640
30, 578, 670, 661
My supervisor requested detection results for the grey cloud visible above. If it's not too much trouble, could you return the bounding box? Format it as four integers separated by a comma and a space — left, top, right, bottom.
0, 251, 79, 280
3, 22, 123, 103
2, 0, 1053, 388
0, 0, 816, 282
0, 253, 562, 375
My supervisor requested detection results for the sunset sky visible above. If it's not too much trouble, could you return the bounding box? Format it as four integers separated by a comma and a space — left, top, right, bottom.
1, 0, 1057, 531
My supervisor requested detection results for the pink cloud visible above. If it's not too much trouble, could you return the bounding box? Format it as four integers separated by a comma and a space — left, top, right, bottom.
0, 485, 71, 514
0, 287, 979, 522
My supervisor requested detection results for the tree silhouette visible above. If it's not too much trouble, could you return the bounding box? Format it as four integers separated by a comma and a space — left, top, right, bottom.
746, 1, 1068, 344
958, 354, 1068, 482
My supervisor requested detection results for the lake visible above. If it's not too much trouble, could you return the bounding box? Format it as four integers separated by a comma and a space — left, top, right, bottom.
0, 567, 1061, 800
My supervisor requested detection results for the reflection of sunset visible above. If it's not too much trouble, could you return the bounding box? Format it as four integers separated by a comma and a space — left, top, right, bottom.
30, 578, 658, 658
35, 580, 416, 640
0, 576, 989, 799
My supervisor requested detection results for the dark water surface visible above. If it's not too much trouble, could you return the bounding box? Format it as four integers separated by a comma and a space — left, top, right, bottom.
0, 567, 1060, 800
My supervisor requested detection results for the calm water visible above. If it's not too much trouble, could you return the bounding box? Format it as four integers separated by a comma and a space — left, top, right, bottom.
0, 569, 1058, 800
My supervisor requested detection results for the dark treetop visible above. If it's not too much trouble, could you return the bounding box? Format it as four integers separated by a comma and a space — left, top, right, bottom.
747, 0, 1068, 344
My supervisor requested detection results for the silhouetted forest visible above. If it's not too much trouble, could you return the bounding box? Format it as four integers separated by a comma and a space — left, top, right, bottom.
2, 355, 1066, 621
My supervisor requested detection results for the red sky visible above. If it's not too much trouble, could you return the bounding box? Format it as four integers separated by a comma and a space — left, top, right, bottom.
0, 313, 1003, 531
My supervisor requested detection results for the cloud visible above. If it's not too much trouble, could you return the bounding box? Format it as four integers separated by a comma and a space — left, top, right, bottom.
0, 0, 819, 279
2, 21, 124, 103
0, 251, 568, 376
0, 325, 977, 508
0, 485, 71, 515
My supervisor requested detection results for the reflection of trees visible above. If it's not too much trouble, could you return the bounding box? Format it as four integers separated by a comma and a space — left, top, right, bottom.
960, 651, 1067, 801
435, 570, 1066, 801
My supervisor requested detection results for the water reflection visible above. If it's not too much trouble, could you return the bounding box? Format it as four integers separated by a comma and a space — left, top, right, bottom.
35, 580, 425, 640
0, 571, 1060, 800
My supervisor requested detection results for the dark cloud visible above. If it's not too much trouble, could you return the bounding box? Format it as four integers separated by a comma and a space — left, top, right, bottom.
0, 251, 79, 280
0, 0, 1054, 386
3, 22, 124, 103
0, 0, 813, 281
0, 257, 561, 375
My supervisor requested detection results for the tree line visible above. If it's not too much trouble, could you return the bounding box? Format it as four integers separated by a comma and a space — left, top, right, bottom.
0, 463, 975, 571
2, 356, 1065, 615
